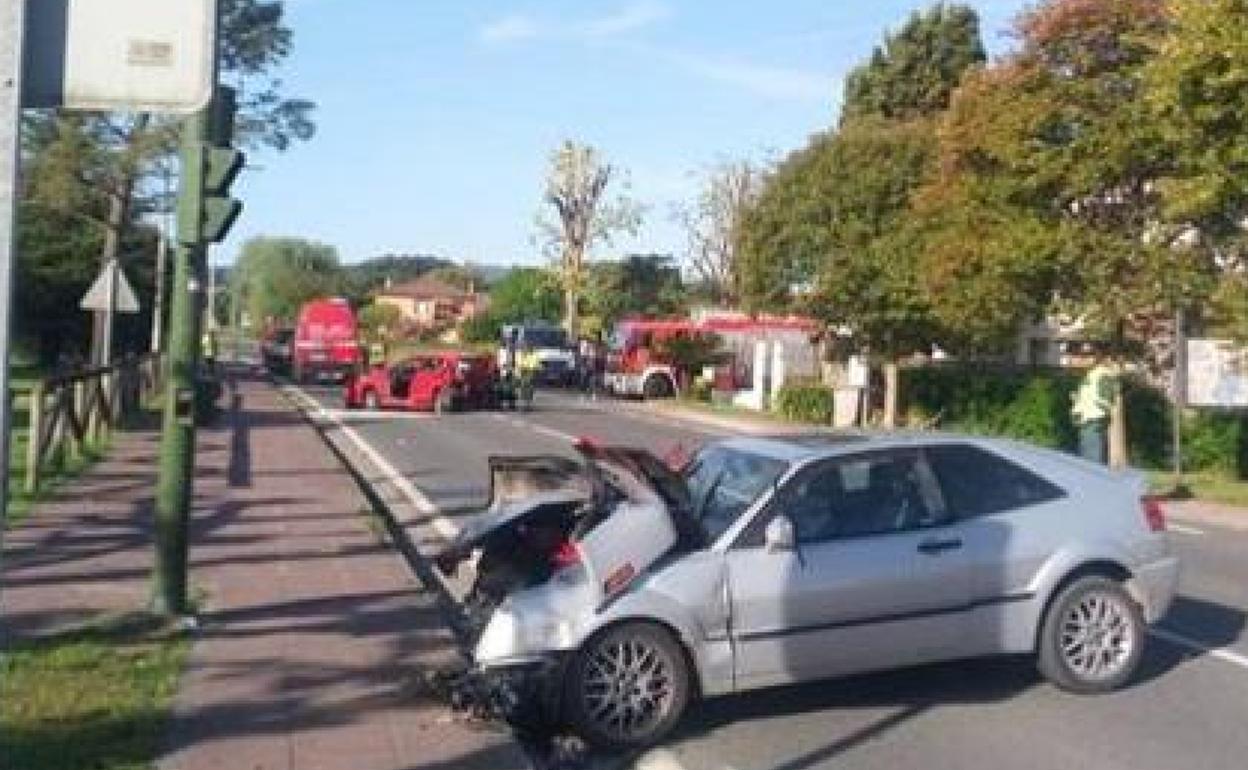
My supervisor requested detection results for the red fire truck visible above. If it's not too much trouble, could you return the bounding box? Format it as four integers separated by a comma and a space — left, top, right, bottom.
604, 316, 819, 399
291, 298, 363, 383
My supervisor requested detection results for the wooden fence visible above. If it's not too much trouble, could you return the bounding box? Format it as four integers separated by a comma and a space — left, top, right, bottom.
21, 354, 164, 495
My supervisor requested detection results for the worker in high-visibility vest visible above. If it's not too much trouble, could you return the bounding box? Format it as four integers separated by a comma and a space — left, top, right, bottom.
202, 330, 219, 369
1072, 359, 1119, 464
517, 345, 541, 411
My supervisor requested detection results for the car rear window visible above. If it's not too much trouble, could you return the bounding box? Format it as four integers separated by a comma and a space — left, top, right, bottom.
927, 444, 1065, 518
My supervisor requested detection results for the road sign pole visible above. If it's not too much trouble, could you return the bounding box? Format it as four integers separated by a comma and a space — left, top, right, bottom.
0, 0, 27, 609
152, 108, 208, 616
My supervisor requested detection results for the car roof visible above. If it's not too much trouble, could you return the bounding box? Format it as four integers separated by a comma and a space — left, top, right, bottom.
716, 431, 1006, 463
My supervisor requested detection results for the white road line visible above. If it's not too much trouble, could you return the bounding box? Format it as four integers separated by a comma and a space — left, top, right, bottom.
1151, 627, 1248, 670
1168, 523, 1205, 536
490, 413, 581, 445
284, 385, 460, 540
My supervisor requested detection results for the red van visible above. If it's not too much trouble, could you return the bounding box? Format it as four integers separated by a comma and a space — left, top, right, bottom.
292, 298, 362, 382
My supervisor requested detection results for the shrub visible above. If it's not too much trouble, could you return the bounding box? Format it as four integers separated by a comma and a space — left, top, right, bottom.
774, 383, 836, 424
901, 365, 1080, 448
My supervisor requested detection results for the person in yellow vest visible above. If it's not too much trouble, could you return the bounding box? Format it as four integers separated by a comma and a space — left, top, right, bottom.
202, 329, 219, 369
368, 340, 387, 367
517, 344, 541, 411
1072, 358, 1119, 464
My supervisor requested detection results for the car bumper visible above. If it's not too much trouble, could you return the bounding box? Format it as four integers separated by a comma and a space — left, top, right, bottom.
1132, 555, 1180, 623
605, 372, 643, 396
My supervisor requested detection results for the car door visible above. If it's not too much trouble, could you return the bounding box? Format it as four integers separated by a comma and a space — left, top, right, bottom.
409, 357, 447, 408
726, 448, 973, 690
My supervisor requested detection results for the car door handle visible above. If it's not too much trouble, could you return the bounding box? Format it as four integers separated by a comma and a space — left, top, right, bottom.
917, 537, 963, 555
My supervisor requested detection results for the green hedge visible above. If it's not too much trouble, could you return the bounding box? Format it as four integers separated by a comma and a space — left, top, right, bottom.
901, 365, 1248, 476
774, 382, 836, 424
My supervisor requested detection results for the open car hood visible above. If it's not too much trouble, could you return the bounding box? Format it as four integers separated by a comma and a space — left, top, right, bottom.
443, 441, 700, 607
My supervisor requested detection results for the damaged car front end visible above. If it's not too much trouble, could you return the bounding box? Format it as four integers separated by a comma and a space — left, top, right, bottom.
436, 440, 707, 742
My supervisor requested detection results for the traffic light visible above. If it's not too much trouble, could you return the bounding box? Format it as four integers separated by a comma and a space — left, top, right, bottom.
176, 86, 245, 245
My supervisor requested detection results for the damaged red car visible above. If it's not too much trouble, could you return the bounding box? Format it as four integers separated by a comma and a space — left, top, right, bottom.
343, 351, 504, 413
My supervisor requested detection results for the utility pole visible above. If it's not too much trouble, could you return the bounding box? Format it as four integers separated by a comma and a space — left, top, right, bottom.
152, 110, 207, 616
152, 84, 243, 616
0, 0, 27, 605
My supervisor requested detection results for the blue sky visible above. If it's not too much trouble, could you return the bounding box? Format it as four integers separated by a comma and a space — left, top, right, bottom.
222, 0, 1031, 268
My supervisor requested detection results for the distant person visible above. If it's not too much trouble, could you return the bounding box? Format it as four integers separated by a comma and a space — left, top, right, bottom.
517, 343, 540, 411
1072, 357, 1119, 464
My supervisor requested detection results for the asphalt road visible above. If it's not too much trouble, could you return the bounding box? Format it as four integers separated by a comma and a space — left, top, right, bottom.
298, 384, 1248, 770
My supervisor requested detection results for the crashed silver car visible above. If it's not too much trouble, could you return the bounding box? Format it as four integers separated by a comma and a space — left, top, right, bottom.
438, 434, 1179, 750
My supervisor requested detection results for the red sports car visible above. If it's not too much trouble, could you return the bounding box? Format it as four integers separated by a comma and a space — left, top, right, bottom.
344, 351, 502, 413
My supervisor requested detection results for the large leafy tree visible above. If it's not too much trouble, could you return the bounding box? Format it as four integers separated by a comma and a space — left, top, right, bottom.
738, 3, 985, 425
584, 254, 686, 334
1146, 0, 1248, 338
921, 0, 1210, 351
20, 0, 315, 361
230, 237, 345, 328
488, 267, 563, 324
841, 3, 985, 123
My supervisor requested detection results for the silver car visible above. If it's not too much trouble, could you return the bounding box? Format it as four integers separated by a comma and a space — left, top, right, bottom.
442, 434, 1180, 749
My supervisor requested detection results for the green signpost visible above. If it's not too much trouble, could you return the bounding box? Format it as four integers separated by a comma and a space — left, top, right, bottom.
153, 85, 244, 615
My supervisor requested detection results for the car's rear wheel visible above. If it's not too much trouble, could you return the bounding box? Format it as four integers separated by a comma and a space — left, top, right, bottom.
1037, 575, 1144, 693
642, 374, 675, 400
434, 388, 455, 415
565, 622, 691, 751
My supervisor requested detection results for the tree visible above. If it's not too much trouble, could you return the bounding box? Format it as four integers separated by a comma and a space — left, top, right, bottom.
584, 254, 686, 333
738, 3, 987, 427
231, 237, 345, 328
536, 140, 642, 339
738, 118, 943, 426
841, 3, 986, 124
19, 0, 315, 361
357, 302, 404, 344
342, 253, 454, 303
1146, 0, 1248, 337
488, 267, 563, 323
674, 159, 767, 306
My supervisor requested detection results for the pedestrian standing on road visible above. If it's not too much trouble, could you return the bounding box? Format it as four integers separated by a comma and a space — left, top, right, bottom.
518, 343, 540, 411
1072, 355, 1119, 465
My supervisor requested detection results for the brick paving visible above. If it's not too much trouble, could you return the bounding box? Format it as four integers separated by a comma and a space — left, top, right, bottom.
2, 372, 528, 770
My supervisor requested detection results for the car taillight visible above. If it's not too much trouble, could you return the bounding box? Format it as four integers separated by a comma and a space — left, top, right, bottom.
551, 540, 581, 570
1141, 496, 1167, 532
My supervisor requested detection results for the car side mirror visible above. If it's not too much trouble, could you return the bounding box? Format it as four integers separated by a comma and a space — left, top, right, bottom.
765, 516, 796, 553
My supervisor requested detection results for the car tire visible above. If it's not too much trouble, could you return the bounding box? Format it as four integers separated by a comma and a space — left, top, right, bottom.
642, 374, 675, 400
565, 622, 692, 751
1037, 575, 1144, 694
434, 389, 455, 415
363, 391, 380, 411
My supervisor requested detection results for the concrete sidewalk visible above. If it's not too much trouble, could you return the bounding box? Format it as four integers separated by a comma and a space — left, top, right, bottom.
2, 373, 529, 770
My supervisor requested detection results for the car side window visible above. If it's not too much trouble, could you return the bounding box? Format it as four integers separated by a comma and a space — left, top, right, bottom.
926, 444, 1065, 519
778, 450, 948, 544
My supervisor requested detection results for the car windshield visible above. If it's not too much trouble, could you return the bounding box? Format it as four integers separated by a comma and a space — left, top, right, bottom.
683, 446, 788, 542
523, 327, 568, 349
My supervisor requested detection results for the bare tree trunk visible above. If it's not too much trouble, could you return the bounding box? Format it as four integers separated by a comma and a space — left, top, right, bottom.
883, 360, 900, 429
564, 285, 579, 341
1109, 388, 1129, 469
90, 188, 130, 364
151, 229, 167, 353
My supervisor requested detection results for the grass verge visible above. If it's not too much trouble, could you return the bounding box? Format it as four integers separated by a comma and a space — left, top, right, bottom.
1148, 471, 1248, 508
0, 614, 190, 770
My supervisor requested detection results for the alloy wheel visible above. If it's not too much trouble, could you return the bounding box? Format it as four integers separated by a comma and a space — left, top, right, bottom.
1059, 590, 1137, 681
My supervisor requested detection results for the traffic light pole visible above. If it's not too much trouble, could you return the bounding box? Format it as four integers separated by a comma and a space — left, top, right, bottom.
152, 108, 208, 616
